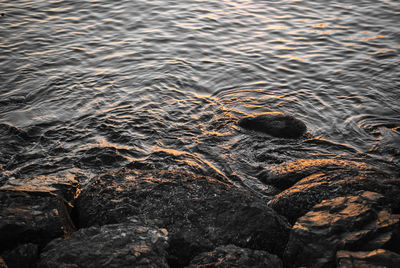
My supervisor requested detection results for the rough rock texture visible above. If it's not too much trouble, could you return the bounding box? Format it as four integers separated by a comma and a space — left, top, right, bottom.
284, 191, 400, 268
186, 244, 283, 268
238, 112, 307, 139
38, 218, 169, 268
269, 170, 400, 224
1, 243, 38, 268
337, 249, 400, 268
0, 181, 76, 252
259, 158, 376, 190
0, 176, 79, 203
76, 169, 291, 266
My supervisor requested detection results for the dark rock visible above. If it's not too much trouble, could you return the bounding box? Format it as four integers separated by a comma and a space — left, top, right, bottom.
238, 112, 307, 139
187, 244, 283, 268
1, 243, 38, 268
259, 158, 376, 190
76, 169, 291, 266
0, 180, 76, 252
336, 249, 400, 268
38, 218, 169, 268
284, 191, 400, 268
0, 176, 79, 203
269, 170, 399, 224
0, 258, 8, 268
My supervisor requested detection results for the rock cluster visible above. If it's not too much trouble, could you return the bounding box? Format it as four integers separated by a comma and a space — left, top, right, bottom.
1, 170, 290, 267
75, 169, 290, 266
1, 112, 400, 267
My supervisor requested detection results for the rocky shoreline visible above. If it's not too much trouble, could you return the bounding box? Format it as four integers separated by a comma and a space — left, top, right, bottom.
1, 113, 399, 267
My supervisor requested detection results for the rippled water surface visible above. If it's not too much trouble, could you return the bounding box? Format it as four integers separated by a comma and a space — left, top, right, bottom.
1, 0, 399, 189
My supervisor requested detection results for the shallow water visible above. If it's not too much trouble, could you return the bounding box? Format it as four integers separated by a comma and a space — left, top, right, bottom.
1, 0, 399, 191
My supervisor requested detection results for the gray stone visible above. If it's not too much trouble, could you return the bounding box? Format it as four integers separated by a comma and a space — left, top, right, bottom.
1, 243, 38, 268
187, 244, 283, 268
38, 218, 169, 268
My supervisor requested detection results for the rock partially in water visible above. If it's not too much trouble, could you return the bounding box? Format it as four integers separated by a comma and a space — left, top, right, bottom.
336, 249, 400, 268
38, 218, 169, 268
1, 243, 38, 268
259, 158, 375, 190
76, 169, 291, 266
284, 191, 400, 268
269, 170, 399, 224
187, 244, 283, 268
0, 182, 76, 253
238, 112, 307, 139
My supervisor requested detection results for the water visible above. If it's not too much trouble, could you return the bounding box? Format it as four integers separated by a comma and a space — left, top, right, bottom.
1, 0, 399, 192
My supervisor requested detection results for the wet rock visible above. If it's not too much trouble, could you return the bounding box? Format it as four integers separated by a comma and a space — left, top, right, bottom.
187, 244, 283, 268
76, 169, 291, 266
238, 112, 307, 139
336, 249, 400, 268
38, 218, 169, 268
269, 170, 399, 224
0, 180, 76, 252
284, 191, 400, 268
0, 258, 7, 268
0, 175, 79, 203
259, 158, 375, 190
1, 243, 38, 268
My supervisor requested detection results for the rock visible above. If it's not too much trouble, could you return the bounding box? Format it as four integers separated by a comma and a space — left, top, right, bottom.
38, 218, 169, 268
76, 169, 291, 266
336, 249, 400, 268
0, 183, 76, 252
0, 175, 79, 203
269, 171, 399, 224
0, 257, 8, 268
238, 112, 307, 139
284, 191, 400, 268
1, 243, 39, 268
187, 244, 283, 268
259, 158, 375, 190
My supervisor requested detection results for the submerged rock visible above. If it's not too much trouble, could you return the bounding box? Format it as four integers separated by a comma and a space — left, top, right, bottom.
336, 249, 400, 268
238, 112, 307, 139
76, 169, 291, 266
187, 244, 283, 268
0, 182, 76, 253
38, 218, 169, 268
284, 191, 400, 268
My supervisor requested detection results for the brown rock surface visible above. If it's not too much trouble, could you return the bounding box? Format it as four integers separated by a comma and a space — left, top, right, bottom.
284, 191, 400, 268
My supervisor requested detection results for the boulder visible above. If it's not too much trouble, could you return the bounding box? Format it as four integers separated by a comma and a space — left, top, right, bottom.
269, 171, 399, 224
336, 249, 400, 268
76, 169, 291, 266
187, 244, 283, 268
284, 191, 400, 268
0, 181, 76, 252
259, 158, 375, 190
38, 218, 169, 268
1, 243, 38, 268
238, 112, 307, 139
